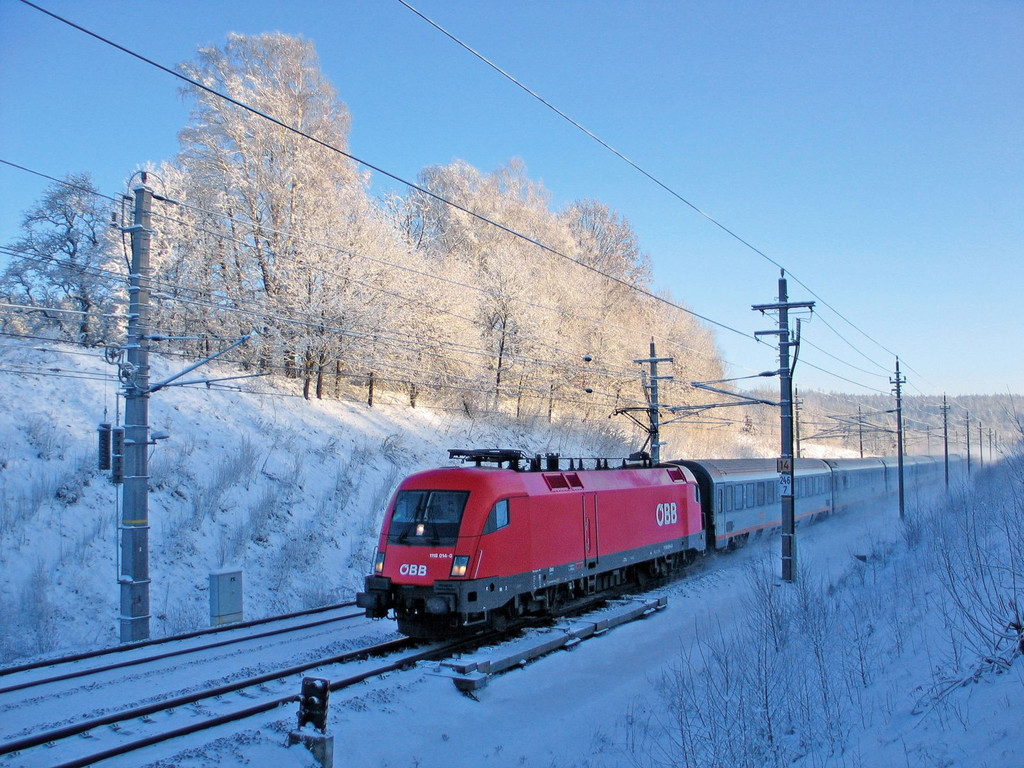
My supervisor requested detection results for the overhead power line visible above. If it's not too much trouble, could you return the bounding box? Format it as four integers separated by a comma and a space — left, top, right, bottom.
798, 359, 889, 396
17, 0, 751, 344
397, 0, 908, 380
11, 4, 910, 397
0, 158, 122, 206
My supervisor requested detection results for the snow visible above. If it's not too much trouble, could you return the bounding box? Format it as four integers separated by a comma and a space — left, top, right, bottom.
324, 493, 1023, 768
1, 340, 1021, 767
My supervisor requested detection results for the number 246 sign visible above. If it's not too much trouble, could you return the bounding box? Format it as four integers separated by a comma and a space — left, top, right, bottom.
779, 473, 793, 497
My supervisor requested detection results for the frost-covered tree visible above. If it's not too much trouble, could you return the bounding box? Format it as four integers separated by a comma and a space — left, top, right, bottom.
166, 33, 403, 398
0, 174, 120, 345
564, 199, 651, 287
407, 160, 567, 411
399, 158, 724, 424
145, 33, 725, 424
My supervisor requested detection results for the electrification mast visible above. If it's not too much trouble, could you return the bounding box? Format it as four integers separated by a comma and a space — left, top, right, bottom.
753, 271, 813, 584
632, 341, 673, 463
891, 359, 906, 519
120, 180, 154, 642
101, 174, 256, 643
941, 395, 950, 488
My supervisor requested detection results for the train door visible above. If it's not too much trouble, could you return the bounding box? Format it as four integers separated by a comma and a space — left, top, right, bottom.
583, 492, 599, 568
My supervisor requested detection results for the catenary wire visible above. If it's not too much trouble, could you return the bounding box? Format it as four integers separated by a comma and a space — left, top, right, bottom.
16, 0, 753, 344
4, 5, 902, 403
396, 0, 913, 381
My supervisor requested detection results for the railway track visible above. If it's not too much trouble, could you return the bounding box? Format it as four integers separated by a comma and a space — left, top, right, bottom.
0, 583, 690, 766
0, 635, 457, 767
0, 602, 407, 767
0, 601, 365, 696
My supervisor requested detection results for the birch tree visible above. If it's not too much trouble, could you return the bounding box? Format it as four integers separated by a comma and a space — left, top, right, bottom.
0, 174, 120, 345
170, 33, 396, 397
407, 159, 567, 411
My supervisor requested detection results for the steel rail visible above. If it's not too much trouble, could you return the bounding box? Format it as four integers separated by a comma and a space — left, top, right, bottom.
0, 600, 357, 678
0, 637, 413, 757
17, 637, 482, 768
0, 608, 365, 696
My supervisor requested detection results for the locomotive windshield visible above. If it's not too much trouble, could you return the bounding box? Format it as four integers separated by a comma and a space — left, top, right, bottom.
387, 489, 469, 546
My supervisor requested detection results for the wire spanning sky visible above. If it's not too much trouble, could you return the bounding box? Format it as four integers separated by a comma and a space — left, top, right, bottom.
1, 1, 1021, 396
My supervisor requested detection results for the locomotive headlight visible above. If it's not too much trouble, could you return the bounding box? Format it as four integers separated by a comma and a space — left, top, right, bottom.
373, 550, 386, 576
450, 555, 470, 578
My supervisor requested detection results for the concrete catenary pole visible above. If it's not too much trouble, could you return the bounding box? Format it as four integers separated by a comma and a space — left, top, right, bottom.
634, 341, 673, 464
858, 405, 864, 458
941, 395, 950, 488
753, 271, 813, 584
966, 411, 972, 474
777, 279, 796, 582
120, 179, 153, 642
891, 358, 906, 520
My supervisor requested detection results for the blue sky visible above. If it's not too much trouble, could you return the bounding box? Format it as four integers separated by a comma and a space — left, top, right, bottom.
1, 0, 1021, 397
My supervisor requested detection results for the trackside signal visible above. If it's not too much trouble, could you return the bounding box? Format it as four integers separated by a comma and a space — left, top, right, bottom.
97, 423, 112, 471
110, 426, 125, 485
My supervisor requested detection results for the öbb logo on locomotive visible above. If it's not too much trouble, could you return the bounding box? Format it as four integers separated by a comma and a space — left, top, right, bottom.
398, 564, 428, 577
655, 502, 678, 526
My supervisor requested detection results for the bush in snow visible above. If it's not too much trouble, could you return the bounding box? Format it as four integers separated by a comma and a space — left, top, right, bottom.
622, 455, 1024, 768
924, 453, 1023, 692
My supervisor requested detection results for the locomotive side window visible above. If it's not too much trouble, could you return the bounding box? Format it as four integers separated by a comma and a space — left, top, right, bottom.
756, 483, 766, 506
483, 498, 510, 535
745, 483, 755, 508
388, 490, 469, 546
734, 485, 744, 510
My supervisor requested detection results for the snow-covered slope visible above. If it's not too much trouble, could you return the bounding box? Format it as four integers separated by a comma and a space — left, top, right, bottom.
0, 340, 629, 659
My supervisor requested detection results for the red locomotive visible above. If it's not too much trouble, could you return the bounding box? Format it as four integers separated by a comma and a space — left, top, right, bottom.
356, 449, 705, 638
